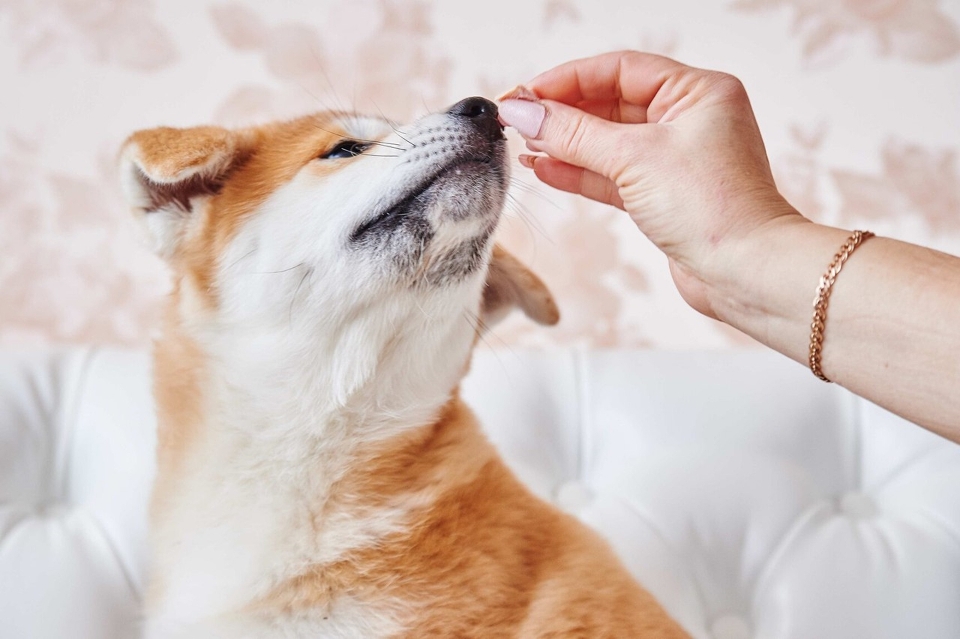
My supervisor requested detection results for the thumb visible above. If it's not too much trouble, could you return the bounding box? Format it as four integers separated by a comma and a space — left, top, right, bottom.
498, 98, 635, 180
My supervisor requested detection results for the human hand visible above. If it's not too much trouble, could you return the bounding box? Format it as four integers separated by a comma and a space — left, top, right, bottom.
497, 51, 806, 318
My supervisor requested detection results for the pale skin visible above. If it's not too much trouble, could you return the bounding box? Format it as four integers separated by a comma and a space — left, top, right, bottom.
497, 50, 960, 443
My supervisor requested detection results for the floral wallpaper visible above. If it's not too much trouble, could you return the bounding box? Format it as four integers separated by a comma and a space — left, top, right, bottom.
1, 0, 958, 350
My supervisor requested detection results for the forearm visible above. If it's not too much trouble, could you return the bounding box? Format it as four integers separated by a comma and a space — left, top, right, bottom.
710, 214, 960, 441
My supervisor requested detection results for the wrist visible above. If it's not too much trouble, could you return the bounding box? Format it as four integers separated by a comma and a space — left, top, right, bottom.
704, 211, 853, 362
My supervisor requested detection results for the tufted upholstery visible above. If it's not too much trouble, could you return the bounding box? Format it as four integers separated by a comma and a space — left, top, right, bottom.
1, 347, 959, 639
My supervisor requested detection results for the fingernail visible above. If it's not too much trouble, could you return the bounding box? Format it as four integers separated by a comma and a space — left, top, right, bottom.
498, 99, 545, 139
518, 154, 536, 169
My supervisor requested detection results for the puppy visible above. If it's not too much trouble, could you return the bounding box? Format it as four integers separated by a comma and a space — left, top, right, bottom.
120, 97, 688, 638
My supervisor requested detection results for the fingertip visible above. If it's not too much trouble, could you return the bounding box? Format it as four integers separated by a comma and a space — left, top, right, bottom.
525, 155, 577, 191
498, 99, 546, 139
522, 156, 625, 210
525, 139, 545, 153
518, 154, 537, 169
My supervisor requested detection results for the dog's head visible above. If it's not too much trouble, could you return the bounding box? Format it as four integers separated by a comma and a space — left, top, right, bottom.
120, 98, 557, 411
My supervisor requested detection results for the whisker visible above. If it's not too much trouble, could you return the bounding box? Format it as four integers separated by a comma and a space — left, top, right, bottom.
247, 263, 309, 275
420, 93, 437, 116
306, 122, 405, 152
500, 210, 545, 268
508, 175, 563, 211
462, 311, 495, 354
293, 80, 341, 115
289, 267, 312, 325
309, 122, 404, 148
310, 48, 350, 115
462, 309, 518, 370
409, 277, 434, 321
503, 192, 554, 247
504, 191, 550, 227
287, 45, 351, 116
224, 248, 257, 271
369, 99, 416, 147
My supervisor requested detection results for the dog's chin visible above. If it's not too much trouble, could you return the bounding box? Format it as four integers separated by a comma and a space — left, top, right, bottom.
425, 160, 506, 217
351, 158, 505, 243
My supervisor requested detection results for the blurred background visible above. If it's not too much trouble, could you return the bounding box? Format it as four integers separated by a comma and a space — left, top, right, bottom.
1, 0, 958, 350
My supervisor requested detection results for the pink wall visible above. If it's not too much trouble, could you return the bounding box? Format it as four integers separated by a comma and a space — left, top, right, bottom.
2, 0, 958, 349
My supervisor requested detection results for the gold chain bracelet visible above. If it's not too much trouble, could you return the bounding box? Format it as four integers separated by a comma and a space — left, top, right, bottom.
809, 230, 875, 383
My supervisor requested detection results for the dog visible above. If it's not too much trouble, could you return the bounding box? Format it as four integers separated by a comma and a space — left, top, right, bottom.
120, 96, 688, 638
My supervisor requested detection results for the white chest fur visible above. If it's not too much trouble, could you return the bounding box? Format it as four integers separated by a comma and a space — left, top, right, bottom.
145, 269, 483, 637
144, 418, 409, 638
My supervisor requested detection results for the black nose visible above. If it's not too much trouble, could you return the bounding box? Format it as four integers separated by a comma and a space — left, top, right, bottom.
447, 96, 502, 140
448, 96, 498, 119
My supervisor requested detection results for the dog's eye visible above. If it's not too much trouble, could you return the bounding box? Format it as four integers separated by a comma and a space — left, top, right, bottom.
320, 140, 370, 160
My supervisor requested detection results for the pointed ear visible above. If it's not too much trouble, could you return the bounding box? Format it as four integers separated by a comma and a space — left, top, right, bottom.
481, 245, 559, 328
119, 126, 250, 258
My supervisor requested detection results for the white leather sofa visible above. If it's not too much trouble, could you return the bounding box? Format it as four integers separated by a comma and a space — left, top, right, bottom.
1, 347, 958, 639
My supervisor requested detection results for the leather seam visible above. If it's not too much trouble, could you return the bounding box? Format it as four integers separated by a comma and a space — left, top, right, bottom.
54, 347, 97, 503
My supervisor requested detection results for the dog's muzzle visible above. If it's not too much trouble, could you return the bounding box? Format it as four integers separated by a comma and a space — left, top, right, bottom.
446, 97, 504, 143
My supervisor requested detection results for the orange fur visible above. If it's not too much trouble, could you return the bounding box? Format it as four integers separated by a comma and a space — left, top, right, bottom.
124, 115, 348, 305
483, 245, 560, 326
254, 398, 687, 638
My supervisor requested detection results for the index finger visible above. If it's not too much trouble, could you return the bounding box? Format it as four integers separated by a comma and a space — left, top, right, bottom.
526, 50, 688, 110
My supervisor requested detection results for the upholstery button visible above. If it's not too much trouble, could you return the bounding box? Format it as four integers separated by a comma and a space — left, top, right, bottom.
838, 491, 879, 519
710, 614, 752, 639
554, 480, 593, 513
36, 502, 69, 518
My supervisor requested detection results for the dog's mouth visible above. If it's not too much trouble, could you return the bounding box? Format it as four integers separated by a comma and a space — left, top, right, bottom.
349, 157, 496, 243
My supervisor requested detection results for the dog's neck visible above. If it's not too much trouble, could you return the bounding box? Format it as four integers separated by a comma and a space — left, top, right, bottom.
153, 282, 481, 478
147, 287, 492, 618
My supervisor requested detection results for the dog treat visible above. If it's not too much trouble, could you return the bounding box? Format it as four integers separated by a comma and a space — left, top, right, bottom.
496, 84, 539, 102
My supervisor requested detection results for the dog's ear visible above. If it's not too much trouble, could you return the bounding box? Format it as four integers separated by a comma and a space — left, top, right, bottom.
119, 126, 251, 258
481, 245, 559, 328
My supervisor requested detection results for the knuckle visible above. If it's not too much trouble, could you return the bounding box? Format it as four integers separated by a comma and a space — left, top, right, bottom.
559, 110, 590, 158
603, 177, 620, 203
711, 72, 748, 100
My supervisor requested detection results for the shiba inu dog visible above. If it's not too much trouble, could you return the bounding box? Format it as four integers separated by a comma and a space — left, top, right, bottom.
120, 96, 687, 638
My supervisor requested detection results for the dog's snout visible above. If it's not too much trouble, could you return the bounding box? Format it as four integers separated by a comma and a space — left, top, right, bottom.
447, 97, 502, 141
